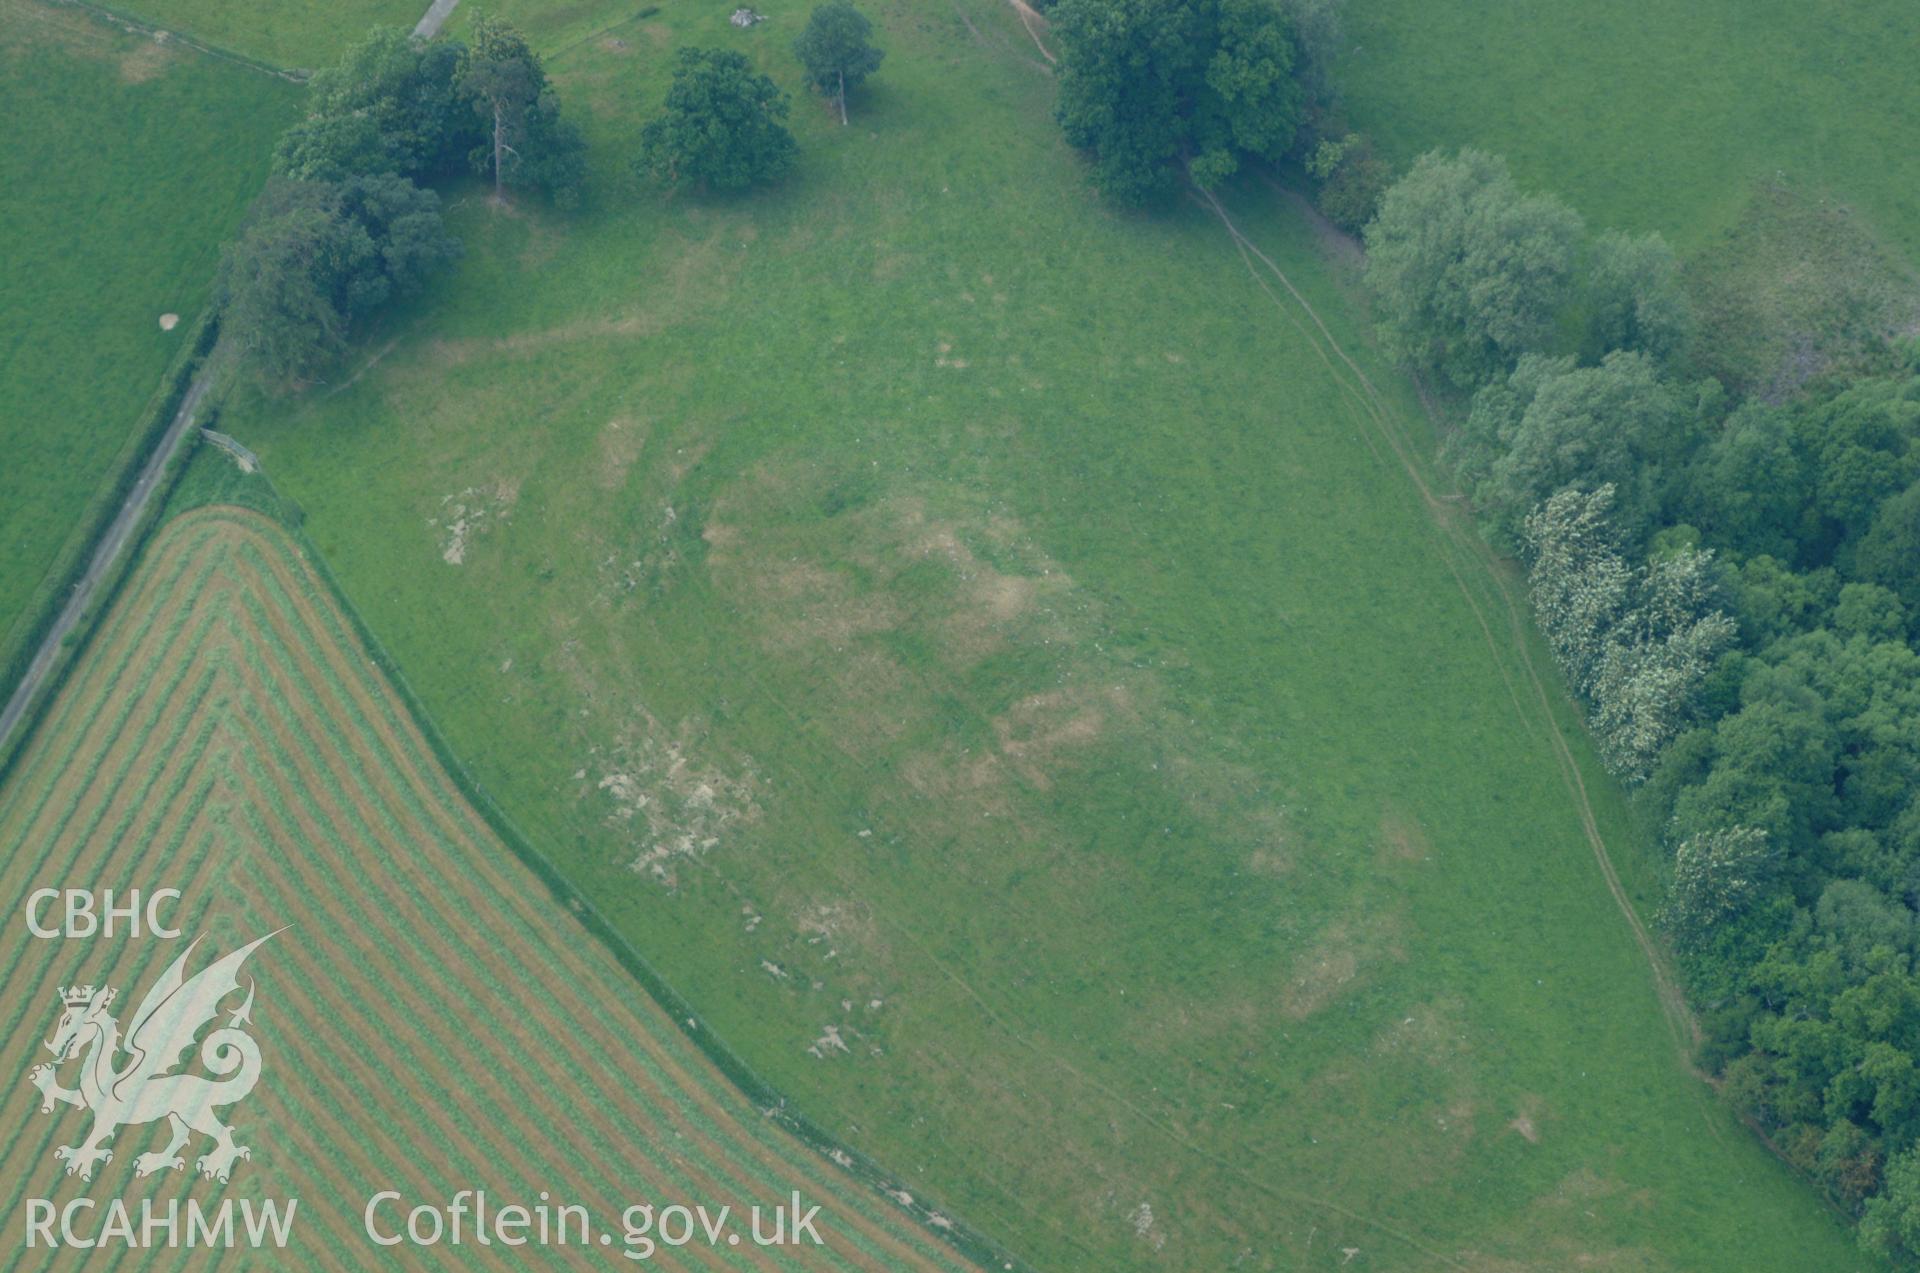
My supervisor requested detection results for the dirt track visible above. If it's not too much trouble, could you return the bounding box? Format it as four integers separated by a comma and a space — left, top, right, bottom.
1192, 181, 1714, 1084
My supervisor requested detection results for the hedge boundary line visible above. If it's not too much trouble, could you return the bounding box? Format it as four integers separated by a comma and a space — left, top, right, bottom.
0, 315, 220, 782
162, 465, 1025, 1273
48, 0, 309, 80
2, 0, 300, 719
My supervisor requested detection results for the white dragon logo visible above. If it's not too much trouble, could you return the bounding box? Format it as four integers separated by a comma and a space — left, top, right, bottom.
28, 930, 282, 1184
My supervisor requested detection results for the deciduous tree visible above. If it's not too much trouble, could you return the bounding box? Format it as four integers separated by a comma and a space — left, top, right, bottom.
1050, 0, 1303, 203
1587, 545, 1737, 778
1854, 479, 1920, 628
274, 28, 476, 182
637, 48, 797, 191
1863, 1145, 1920, 1259
1468, 351, 1679, 542
1277, 0, 1342, 103
1363, 150, 1582, 387
217, 176, 459, 385
217, 200, 353, 384
1585, 229, 1694, 366
793, 2, 883, 125
1524, 484, 1631, 697
459, 16, 585, 206
1659, 826, 1774, 953
1304, 131, 1388, 234
1524, 484, 1735, 778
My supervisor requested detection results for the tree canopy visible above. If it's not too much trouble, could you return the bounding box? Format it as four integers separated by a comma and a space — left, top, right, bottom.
217, 176, 459, 385
459, 15, 585, 206
1050, 0, 1304, 203
793, 2, 883, 125
638, 48, 798, 191
271, 22, 582, 206
1304, 131, 1389, 234
1362, 149, 1583, 388
1498, 364, 1920, 1238
1360, 137, 1920, 1254
274, 28, 475, 182
1857, 481, 1920, 620
1523, 485, 1735, 778
1464, 350, 1682, 541
1586, 229, 1694, 366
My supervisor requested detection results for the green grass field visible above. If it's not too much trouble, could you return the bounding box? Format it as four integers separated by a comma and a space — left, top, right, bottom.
113, 0, 422, 69
0, 0, 294, 689
168, 0, 1880, 1265
1338, 0, 1920, 259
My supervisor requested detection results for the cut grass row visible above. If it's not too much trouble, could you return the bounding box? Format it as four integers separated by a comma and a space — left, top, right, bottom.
0, 533, 921, 1267
0, 506, 978, 1270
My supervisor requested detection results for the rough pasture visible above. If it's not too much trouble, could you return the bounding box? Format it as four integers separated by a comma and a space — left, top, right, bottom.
0, 506, 973, 1271
120, 0, 1882, 1265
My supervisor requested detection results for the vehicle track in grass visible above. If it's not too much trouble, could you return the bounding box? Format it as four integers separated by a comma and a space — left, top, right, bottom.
969, 3, 1687, 1042
1190, 181, 1706, 1067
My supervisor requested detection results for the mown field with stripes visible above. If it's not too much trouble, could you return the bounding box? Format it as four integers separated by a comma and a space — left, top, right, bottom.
0, 505, 976, 1270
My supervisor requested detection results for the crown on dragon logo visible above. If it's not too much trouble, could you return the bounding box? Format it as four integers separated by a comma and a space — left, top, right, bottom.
59, 985, 103, 1007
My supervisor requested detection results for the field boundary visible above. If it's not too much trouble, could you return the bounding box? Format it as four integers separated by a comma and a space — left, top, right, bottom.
0, 315, 219, 782
0, 504, 976, 1270
176, 470, 1022, 1273
46, 0, 307, 79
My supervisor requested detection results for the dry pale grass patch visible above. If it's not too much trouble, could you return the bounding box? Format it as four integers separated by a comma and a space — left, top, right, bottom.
117, 37, 177, 84
1378, 806, 1435, 865
1457, 1168, 1667, 1272
1281, 905, 1410, 1021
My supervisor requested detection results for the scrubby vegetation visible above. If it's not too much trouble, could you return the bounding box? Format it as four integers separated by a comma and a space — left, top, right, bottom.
1302, 130, 1389, 233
